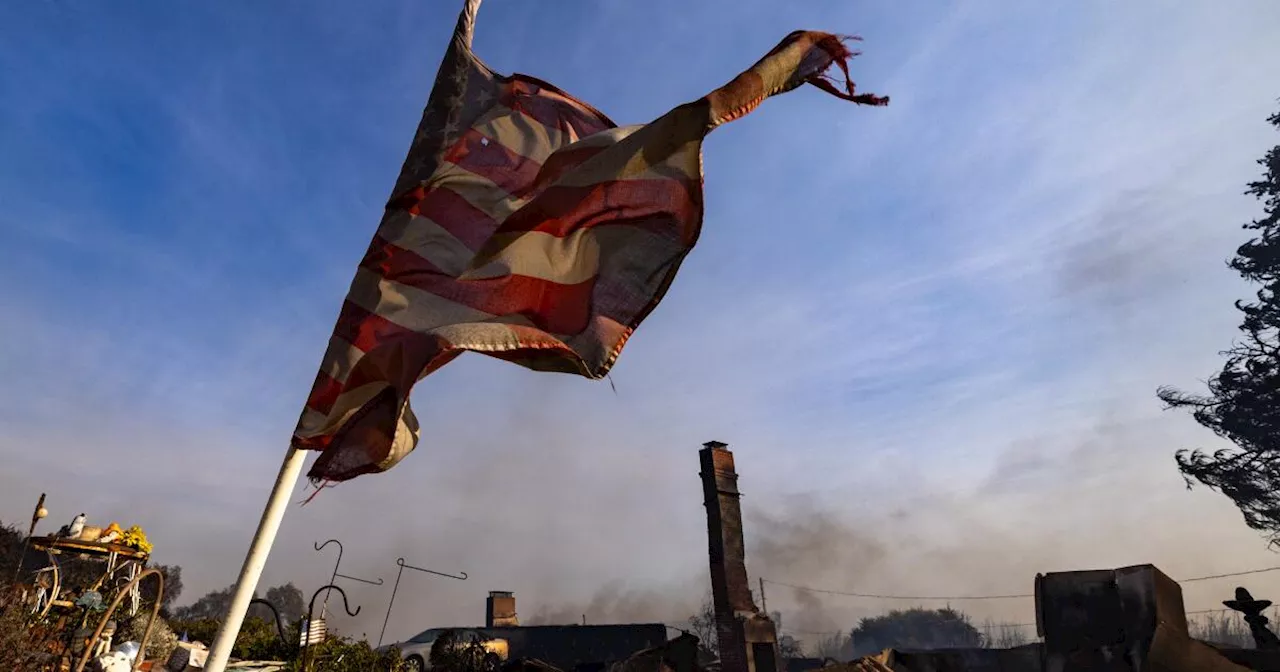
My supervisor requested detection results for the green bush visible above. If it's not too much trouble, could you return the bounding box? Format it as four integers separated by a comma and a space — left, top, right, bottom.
233, 616, 298, 661
286, 636, 406, 672
118, 611, 180, 663
167, 616, 220, 647
0, 586, 63, 671
165, 615, 402, 670
168, 615, 299, 661
430, 630, 501, 672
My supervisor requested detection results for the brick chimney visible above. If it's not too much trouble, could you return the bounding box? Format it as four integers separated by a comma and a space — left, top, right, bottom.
486, 591, 519, 628
699, 442, 778, 672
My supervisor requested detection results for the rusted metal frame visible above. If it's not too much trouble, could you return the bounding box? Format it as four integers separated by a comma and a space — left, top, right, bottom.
34, 550, 61, 619
72, 567, 163, 672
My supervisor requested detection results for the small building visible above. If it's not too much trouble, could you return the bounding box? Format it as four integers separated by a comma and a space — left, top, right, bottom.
416, 591, 669, 672
487, 623, 669, 672
834, 564, 1270, 671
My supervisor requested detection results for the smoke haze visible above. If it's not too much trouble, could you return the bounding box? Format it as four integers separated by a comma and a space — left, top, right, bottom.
3, 0, 1280, 654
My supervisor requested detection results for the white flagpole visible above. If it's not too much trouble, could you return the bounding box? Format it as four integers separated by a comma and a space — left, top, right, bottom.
204, 4, 482, 669
204, 445, 310, 672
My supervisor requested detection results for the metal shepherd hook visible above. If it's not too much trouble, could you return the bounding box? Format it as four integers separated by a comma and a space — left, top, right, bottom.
315, 539, 343, 619
248, 598, 288, 648
73, 568, 164, 672
301, 584, 361, 672
314, 539, 384, 619
377, 558, 467, 648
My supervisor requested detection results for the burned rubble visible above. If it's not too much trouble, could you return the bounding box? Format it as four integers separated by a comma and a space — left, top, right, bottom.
485, 441, 1280, 672
17, 440, 1280, 671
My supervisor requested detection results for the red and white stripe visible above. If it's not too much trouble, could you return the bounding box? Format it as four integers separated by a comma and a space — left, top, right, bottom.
294, 0, 887, 483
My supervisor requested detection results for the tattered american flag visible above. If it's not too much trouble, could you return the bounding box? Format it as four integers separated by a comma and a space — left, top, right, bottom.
294, 0, 887, 484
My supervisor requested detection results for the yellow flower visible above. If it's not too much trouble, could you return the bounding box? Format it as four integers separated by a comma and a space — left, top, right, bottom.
121, 525, 153, 554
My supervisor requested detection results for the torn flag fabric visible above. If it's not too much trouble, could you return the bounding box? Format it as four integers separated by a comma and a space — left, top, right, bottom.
294, 0, 887, 483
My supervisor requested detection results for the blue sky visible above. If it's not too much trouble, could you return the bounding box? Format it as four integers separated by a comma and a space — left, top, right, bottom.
3, 0, 1280, 647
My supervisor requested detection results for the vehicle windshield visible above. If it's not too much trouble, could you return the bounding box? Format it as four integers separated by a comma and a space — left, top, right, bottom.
407, 628, 447, 644
406, 628, 490, 644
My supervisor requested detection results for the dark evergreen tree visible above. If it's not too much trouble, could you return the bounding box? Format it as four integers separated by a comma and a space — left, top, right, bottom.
1159, 104, 1280, 542
172, 584, 238, 621
849, 607, 983, 656
172, 581, 304, 624
0, 521, 22, 585
148, 563, 183, 616
264, 582, 306, 623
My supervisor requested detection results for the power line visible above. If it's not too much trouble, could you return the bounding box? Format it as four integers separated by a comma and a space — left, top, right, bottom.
777, 607, 1253, 639
1181, 566, 1280, 583
763, 579, 1031, 601
763, 565, 1280, 601
780, 628, 850, 637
